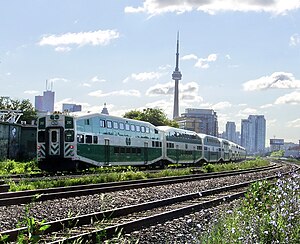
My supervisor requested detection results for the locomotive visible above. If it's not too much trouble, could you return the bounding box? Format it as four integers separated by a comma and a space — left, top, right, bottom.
37, 113, 246, 171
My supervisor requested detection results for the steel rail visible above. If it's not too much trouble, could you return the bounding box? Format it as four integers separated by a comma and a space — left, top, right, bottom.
0, 164, 281, 207
2, 167, 297, 243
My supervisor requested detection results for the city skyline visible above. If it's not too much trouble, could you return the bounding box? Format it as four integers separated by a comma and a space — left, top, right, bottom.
1, 1, 300, 144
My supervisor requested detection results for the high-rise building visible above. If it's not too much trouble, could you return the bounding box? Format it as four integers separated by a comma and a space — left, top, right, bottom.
225, 121, 236, 142
62, 103, 82, 112
177, 108, 218, 136
241, 115, 266, 154
35, 81, 55, 113
172, 32, 182, 119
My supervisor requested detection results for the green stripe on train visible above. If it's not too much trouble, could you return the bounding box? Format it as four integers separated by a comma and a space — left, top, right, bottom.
77, 144, 162, 163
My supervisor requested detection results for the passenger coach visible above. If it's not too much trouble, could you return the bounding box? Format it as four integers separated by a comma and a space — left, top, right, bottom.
37, 113, 246, 171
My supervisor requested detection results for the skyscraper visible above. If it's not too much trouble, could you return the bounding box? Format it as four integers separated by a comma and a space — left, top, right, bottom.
225, 121, 236, 142
172, 32, 182, 119
35, 80, 55, 113
241, 115, 266, 154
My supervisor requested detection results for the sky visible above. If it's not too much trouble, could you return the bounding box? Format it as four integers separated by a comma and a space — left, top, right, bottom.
1, 0, 300, 145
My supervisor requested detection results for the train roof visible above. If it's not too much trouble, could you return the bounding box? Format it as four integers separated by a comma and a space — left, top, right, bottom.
157, 126, 198, 135
73, 113, 156, 127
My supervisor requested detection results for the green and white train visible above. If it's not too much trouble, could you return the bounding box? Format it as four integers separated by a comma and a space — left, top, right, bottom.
37, 113, 246, 171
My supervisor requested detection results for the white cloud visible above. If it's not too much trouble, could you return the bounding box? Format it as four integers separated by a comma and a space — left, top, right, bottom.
38, 30, 120, 48
260, 103, 273, 109
88, 89, 141, 97
275, 91, 300, 105
80, 76, 106, 87
289, 33, 300, 46
243, 72, 300, 91
181, 54, 198, 60
125, 0, 300, 16
237, 107, 258, 117
146, 81, 202, 103
287, 118, 300, 128
91, 76, 106, 83
195, 54, 218, 69
123, 71, 163, 83
212, 101, 232, 110
54, 46, 72, 52
49, 77, 69, 83
182, 53, 218, 69
24, 90, 39, 95
146, 82, 174, 96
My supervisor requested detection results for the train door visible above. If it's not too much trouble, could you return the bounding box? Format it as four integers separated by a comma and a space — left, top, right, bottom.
104, 139, 110, 165
144, 142, 148, 164
46, 128, 63, 157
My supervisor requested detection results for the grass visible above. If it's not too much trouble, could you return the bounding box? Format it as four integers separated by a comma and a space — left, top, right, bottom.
199, 172, 300, 243
0, 160, 39, 175
5, 158, 271, 192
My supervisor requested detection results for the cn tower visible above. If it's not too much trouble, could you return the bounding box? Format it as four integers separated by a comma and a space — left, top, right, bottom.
172, 32, 182, 119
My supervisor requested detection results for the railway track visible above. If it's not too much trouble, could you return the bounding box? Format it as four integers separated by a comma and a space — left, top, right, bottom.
1, 166, 295, 243
0, 164, 281, 207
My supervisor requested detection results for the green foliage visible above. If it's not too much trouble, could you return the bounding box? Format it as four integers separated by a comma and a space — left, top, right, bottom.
0, 97, 37, 124
270, 150, 285, 157
202, 158, 269, 173
7, 159, 270, 191
199, 173, 300, 243
123, 108, 179, 127
17, 203, 51, 243
0, 160, 39, 175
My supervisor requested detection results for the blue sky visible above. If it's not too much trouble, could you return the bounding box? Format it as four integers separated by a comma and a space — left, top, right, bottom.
1, 0, 300, 144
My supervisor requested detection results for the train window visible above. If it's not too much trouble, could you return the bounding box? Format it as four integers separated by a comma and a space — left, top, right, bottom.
38, 131, 45, 142
146, 127, 150, 133
65, 130, 74, 142
114, 147, 120, 154
107, 121, 112, 129
84, 119, 90, 125
100, 120, 106, 128
119, 122, 125, 130
113, 121, 119, 129
120, 147, 125, 153
155, 141, 159, 147
51, 131, 57, 143
38, 117, 46, 129
132, 147, 137, 153
185, 144, 188, 149
159, 142, 162, 147
154, 129, 158, 134
152, 141, 155, 147
204, 147, 208, 151
86, 135, 92, 143
141, 126, 145, 133
77, 134, 84, 143
93, 136, 98, 144
137, 148, 141, 154
130, 124, 135, 131
126, 147, 131, 153
136, 125, 140, 132
125, 123, 130, 131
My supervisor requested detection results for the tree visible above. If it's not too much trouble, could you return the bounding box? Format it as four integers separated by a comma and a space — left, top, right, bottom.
0, 97, 37, 124
123, 108, 178, 127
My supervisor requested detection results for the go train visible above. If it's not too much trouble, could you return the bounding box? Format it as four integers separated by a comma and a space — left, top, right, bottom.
37, 113, 246, 171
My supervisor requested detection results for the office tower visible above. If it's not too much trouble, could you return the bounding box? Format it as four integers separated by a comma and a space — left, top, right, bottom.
177, 108, 218, 136
241, 115, 266, 154
62, 104, 82, 112
225, 121, 236, 142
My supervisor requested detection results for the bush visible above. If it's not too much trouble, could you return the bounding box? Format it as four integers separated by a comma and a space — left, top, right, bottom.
199, 173, 300, 243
